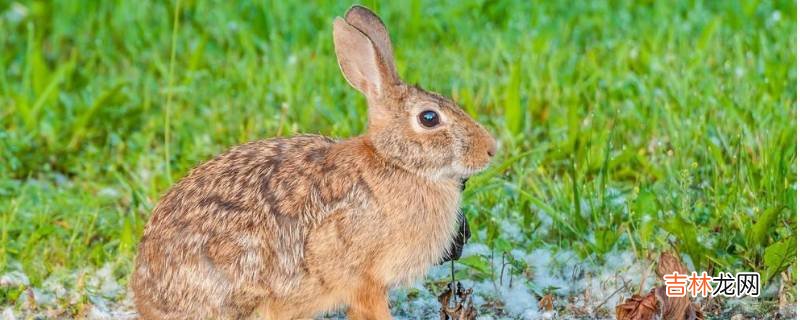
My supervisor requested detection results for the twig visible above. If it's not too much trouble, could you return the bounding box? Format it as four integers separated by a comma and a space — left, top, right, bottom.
499, 252, 506, 287
450, 260, 456, 305
592, 279, 630, 315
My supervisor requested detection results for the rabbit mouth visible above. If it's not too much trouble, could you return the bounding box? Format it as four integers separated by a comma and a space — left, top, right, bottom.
452, 162, 489, 178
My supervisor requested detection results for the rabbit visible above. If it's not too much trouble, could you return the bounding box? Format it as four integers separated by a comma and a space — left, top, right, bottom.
131, 5, 496, 320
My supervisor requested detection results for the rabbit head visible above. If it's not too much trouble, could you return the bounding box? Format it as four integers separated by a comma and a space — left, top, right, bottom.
333, 6, 497, 180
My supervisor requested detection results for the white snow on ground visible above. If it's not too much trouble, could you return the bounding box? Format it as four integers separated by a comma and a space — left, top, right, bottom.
0, 246, 663, 320
0, 241, 786, 319
497, 282, 540, 319
0, 263, 136, 320
462, 243, 491, 257
0, 272, 28, 288
2, 308, 15, 320
385, 238, 659, 319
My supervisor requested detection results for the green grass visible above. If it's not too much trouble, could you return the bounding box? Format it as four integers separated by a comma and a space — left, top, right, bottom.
0, 0, 796, 310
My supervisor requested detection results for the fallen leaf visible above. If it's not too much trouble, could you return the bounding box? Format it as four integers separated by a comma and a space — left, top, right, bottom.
539, 294, 554, 312
657, 251, 688, 278
616, 251, 705, 320
654, 286, 703, 320
439, 286, 453, 320
439, 282, 478, 320
654, 252, 704, 320
615, 290, 659, 320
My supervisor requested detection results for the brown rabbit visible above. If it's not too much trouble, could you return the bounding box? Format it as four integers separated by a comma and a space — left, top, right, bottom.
131, 5, 496, 320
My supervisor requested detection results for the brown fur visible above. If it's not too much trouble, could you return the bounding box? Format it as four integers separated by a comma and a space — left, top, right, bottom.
131, 5, 496, 320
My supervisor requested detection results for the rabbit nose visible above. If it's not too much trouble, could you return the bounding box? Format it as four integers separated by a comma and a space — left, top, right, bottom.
487, 140, 497, 157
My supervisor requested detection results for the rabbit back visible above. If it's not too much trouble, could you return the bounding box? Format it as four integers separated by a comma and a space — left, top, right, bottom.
132, 135, 374, 318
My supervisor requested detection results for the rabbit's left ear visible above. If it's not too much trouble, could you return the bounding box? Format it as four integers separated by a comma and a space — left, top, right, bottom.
333, 8, 399, 100
344, 5, 398, 82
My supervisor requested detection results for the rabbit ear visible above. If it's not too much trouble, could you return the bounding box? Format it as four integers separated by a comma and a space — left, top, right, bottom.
333, 17, 398, 99
344, 6, 398, 81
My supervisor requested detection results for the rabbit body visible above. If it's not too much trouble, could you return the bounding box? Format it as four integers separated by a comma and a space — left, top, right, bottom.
132, 5, 496, 320
133, 135, 461, 319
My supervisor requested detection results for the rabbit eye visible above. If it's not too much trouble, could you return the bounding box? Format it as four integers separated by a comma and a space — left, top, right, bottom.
418, 110, 440, 128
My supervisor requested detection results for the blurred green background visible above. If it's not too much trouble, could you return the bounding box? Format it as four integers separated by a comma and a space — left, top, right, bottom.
0, 0, 796, 315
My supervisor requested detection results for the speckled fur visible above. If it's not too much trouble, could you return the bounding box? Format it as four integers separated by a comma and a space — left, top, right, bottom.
131, 5, 496, 320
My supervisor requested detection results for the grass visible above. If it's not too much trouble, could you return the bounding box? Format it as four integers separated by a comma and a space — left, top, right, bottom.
0, 0, 796, 316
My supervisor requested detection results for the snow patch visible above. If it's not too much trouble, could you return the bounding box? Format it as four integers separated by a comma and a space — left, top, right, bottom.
0, 271, 29, 288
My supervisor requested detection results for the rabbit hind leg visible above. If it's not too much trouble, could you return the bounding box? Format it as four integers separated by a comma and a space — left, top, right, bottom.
346, 277, 392, 320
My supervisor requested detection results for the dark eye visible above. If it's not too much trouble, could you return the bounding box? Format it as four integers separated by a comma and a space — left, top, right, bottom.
418, 110, 440, 128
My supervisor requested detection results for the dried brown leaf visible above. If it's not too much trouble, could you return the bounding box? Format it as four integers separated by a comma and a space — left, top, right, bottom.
656, 252, 688, 318
539, 294, 554, 312
439, 288, 453, 320
655, 251, 704, 320
657, 251, 688, 278
654, 286, 704, 320
439, 283, 478, 320
615, 290, 659, 320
